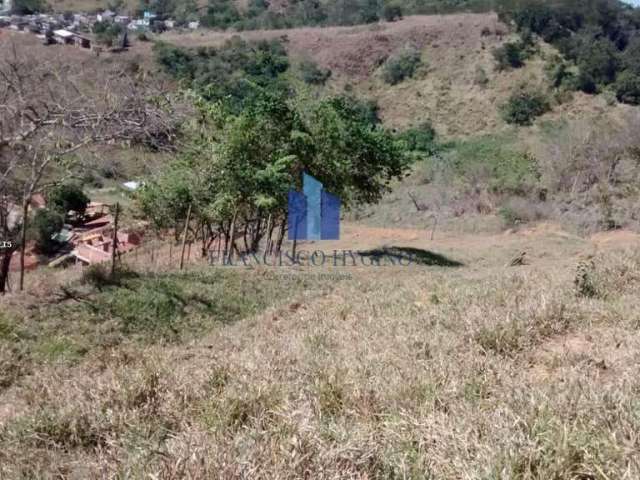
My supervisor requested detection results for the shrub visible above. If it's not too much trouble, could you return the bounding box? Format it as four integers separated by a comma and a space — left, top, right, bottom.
615, 70, 640, 105
574, 259, 597, 298
498, 197, 548, 227
48, 183, 90, 218
474, 66, 489, 87
200, 0, 241, 28
577, 38, 619, 87
30, 208, 64, 254
621, 37, 640, 76
397, 122, 437, 154
81, 263, 112, 290
545, 56, 574, 89
492, 42, 525, 70
501, 89, 551, 126
382, 45, 422, 85
299, 59, 331, 85
382, 3, 402, 22
443, 134, 540, 196
93, 21, 124, 47
575, 70, 597, 94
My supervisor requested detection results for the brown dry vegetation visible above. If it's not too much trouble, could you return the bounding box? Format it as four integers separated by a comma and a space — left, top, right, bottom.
158, 13, 629, 137
2, 13, 640, 478
1, 223, 640, 478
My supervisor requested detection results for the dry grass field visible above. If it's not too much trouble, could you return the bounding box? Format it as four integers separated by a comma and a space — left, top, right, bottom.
1, 222, 640, 478
3, 11, 640, 478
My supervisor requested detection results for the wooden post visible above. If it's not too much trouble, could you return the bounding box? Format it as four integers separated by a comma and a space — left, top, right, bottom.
110, 202, 120, 278
179, 203, 192, 270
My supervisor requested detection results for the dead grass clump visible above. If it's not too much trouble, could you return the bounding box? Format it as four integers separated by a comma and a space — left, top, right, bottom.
473, 277, 573, 357
199, 386, 283, 433
574, 250, 640, 300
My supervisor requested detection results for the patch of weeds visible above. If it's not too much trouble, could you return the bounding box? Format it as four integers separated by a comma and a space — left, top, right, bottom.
489, 415, 623, 479
441, 133, 540, 196
304, 332, 335, 356
314, 371, 348, 419
475, 319, 527, 357
204, 365, 231, 394
499, 197, 548, 228
87, 269, 325, 342
10, 410, 108, 450
200, 387, 282, 432
33, 336, 88, 362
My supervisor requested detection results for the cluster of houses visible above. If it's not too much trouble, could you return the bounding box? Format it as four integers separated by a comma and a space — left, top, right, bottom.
0, 8, 200, 51
9, 195, 144, 273
0, 12, 93, 48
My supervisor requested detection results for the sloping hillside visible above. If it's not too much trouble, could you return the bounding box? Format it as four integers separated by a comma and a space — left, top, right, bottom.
158, 13, 624, 137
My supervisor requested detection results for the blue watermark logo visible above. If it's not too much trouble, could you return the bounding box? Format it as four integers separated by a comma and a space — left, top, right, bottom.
288, 173, 340, 241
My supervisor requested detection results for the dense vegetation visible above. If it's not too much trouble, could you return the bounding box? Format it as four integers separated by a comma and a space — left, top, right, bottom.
150, 37, 410, 255
154, 38, 290, 112
502, 0, 640, 105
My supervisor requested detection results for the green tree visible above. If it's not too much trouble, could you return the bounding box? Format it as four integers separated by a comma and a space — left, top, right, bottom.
501, 89, 550, 126
621, 37, 640, 76
201, 0, 240, 28
615, 70, 640, 105
577, 38, 619, 87
11, 0, 46, 14
30, 209, 64, 254
382, 3, 402, 22
48, 183, 90, 218
299, 59, 332, 85
93, 21, 124, 47
493, 42, 525, 71
138, 90, 408, 252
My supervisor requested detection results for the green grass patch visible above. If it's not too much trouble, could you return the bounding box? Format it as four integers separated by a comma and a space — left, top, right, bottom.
429, 133, 540, 196
0, 268, 337, 387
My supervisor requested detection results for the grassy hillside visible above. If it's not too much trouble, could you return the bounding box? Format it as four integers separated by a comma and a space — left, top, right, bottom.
3, 5, 640, 476
2, 224, 640, 477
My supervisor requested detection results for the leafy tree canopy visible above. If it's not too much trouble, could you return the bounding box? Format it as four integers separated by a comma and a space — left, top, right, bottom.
138, 90, 408, 233
48, 183, 90, 217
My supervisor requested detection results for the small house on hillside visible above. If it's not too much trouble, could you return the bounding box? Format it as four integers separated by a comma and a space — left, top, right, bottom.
53, 29, 74, 44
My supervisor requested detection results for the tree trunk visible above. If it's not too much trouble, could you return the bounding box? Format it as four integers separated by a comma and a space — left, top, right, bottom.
110, 202, 120, 278
18, 199, 29, 291
201, 221, 208, 258
227, 210, 238, 263
0, 247, 13, 294
180, 203, 192, 270
263, 214, 273, 258
275, 216, 286, 256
